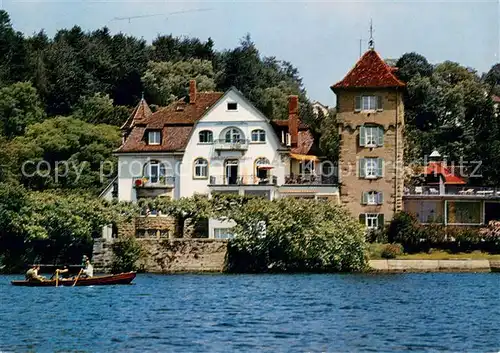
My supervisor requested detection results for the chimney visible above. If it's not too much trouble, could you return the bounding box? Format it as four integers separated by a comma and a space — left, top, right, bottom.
288, 95, 299, 147
189, 79, 197, 104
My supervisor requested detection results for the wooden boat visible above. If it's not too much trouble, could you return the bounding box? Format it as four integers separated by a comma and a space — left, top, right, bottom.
11, 272, 136, 287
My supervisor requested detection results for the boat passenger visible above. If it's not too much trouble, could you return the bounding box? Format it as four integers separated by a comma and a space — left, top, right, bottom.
82, 258, 94, 278
25, 265, 44, 282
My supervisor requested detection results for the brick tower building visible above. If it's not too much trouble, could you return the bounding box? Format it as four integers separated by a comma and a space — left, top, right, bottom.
331, 49, 405, 229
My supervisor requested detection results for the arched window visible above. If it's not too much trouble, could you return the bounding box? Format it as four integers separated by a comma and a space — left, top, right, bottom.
199, 130, 213, 143
194, 158, 208, 178
251, 129, 266, 142
144, 160, 166, 184
255, 157, 271, 180
222, 127, 244, 143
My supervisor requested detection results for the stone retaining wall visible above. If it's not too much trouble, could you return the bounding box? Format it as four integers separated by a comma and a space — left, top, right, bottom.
369, 259, 494, 272
137, 239, 228, 273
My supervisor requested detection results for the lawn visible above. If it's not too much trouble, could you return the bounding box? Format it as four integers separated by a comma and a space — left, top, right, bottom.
367, 243, 500, 260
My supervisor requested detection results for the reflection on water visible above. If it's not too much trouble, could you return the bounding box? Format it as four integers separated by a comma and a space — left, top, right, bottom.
1, 273, 499, 352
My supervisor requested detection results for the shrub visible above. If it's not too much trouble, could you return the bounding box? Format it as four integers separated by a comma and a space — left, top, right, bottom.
111, 237, 142, 273
380, 244, 404, 259
225, 198, 366, 273
387, 212, 422, 252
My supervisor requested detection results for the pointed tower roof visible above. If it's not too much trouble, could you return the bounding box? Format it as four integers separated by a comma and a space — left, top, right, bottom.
120, 98, 153, 131
331, 49, 405, 90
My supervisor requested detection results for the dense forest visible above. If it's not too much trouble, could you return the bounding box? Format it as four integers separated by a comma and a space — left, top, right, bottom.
0, 9, 499, 270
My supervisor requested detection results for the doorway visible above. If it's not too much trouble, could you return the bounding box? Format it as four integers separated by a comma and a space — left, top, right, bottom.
225, 160, 239, 185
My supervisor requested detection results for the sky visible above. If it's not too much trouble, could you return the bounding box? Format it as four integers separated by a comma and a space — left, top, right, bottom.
2, 0, 499, 106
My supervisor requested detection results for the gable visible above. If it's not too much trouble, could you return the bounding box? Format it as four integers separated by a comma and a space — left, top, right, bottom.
199, 89, 269, 123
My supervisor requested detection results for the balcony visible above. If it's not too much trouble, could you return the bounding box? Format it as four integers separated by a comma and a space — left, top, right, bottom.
284, 174, 337, 185
404, 185, 500, 198
209, 175, 277, 186
213, 139, 249, 151
133, 176, 175, 188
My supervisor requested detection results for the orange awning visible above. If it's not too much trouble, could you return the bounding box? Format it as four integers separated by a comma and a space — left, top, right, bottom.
290, 153, 319, 161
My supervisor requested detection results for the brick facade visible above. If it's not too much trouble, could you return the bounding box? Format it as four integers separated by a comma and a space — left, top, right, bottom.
336, 89, 405, 225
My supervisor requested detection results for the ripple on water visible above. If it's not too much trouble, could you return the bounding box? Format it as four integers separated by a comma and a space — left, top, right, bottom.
0, 273, 499, 353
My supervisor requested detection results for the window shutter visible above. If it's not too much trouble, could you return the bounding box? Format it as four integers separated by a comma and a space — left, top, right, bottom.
377, 96, 383, 111
359, 126, 366, 147
377, 127, 384, 146
355, 96, 362, 112
377, 214, 385, 228
361, 192, 368, 205
359, 158, 366, 178
359, 213, 366, 225
376, 158, 383, 177
377, 192, 384, 205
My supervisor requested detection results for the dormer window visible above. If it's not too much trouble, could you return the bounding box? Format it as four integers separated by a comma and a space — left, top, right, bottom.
148, 131, 161, 145
227, 102, 238, 111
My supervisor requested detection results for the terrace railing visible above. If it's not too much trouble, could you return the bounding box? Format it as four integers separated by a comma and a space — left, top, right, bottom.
209, 175, 277, 186
213, 139, 250, 151
133, 176, 175, 188
284, 174, 337, 185
405, 185, 500, 197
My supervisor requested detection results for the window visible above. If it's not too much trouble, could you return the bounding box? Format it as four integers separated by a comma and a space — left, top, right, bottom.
299, 160, 315, 175
366, 214, 380, 229
446, 201, 482, 225
255, 157, 270, 179
148, 131, 161, 145
194, 158, 208, 178
360, 126, 384, 147
199, 130, 213, 143
362, 191, 383, 205
227, 102, 238, 111
355, 95, 383, 112
223, 128, 243, 143
251, 129, 266, 142
144, 161, 166, 183
360, 213, 384, 229
214, 228, 234, 239
359, 158, 383, 179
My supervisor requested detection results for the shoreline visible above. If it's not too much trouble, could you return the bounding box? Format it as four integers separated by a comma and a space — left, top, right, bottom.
369, 259, 500, 273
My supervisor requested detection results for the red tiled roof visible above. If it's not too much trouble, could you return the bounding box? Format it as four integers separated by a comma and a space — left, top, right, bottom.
271, 121, 319, 156
424, 162, 466, 185
292, 130, 316, 155
492, 95, 500, 103
120, 98, 152, 131
331, 50, 405, 89
117, 92, 223, 153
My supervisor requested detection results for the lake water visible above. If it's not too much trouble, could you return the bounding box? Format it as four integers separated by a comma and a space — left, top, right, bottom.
0, 273, 499, 352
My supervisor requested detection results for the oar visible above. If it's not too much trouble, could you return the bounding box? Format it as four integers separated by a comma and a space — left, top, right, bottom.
72, 269, 83, 287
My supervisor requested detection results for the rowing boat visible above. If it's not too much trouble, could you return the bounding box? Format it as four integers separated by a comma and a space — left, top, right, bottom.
11, 272, 136, 287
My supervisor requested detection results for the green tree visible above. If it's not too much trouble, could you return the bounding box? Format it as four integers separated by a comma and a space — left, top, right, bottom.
0, 82, 45, 138
142, 59, 216, 106
0, 11, 28, 85
73, 93, 130, 126
10, 117, 121, 192
225, 197, 366, 272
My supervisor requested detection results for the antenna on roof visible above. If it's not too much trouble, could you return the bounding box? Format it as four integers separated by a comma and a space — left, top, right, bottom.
111, 8, 213, 23
368, 19, 375, 50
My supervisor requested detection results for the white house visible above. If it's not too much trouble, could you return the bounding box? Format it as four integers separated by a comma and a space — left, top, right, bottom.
113, 80, 339, 238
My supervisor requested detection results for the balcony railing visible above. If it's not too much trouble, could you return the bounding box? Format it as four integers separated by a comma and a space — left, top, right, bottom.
209, 175, 277, 186
284, 174, 337, 185
213, 139, 250, 151
405, 185, 500, 197
133, 176, 175, 188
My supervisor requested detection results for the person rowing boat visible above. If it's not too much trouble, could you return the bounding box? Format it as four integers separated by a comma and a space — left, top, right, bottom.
25, 265, 45, 282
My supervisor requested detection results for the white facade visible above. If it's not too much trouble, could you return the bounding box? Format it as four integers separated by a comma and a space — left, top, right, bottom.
114, 88, 339, 238
179, 89, 286, 198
